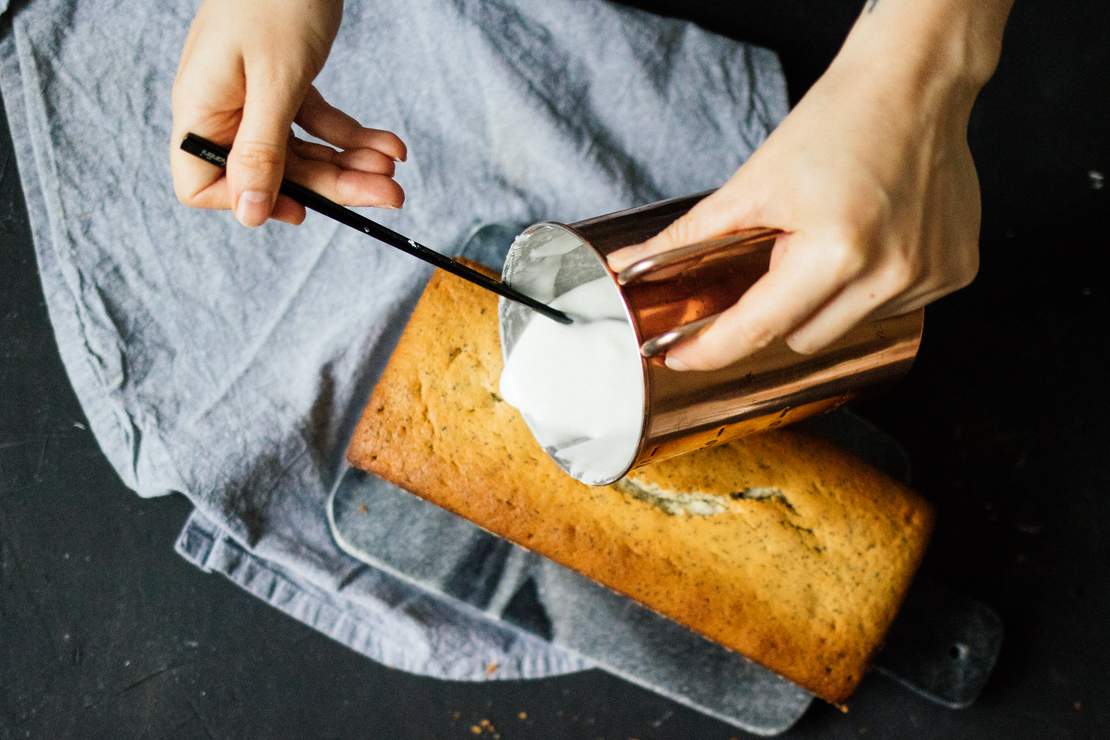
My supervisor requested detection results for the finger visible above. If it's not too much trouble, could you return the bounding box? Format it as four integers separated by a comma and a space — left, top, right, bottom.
169, 110, 237, 211
871, 283, 951, 321
784, 276, 896, 355
169, 39, 231, 211
334, 148, 396, 176
289, 137, 338, 163
270, 194, 306, 225
877, 250, 978, 321
195, 176, 304, 223
870, 241, 978, 321
663, 235, 844, 371
785, 252, 972, 352
171, 167, 229, 211
289, 138, 396, 176
226, 76, 304, 227
607, 187, 761, 272
297, 86, 407, 161
170, 129, 228, 209
285, 157, 405, 208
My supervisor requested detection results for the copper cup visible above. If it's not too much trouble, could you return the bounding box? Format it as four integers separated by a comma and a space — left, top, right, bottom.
499, 192, 923, 484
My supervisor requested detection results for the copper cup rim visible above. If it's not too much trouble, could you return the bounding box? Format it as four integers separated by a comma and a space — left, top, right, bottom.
499, 221, 650, 485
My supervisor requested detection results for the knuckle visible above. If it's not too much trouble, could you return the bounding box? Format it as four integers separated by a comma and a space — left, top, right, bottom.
232, 141, 285, 173
883, 258, 918, 291
173, 185, 192, 207
171, 176, 199, 207
246, 57, 309, 93
827, 222, 865, 250
840, 248, 868, 280
822, 231, 868, 278
664, 216, 699, 248
734, 320, 776, 351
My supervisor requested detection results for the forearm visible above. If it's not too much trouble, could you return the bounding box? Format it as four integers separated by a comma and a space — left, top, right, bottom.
837, 0, 1014, 101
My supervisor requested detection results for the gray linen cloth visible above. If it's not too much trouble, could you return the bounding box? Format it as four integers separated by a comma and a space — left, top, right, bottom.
0, 0, 795, 727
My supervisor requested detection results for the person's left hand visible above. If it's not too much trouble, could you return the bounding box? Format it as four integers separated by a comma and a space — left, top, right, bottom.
607, 50, 983, 371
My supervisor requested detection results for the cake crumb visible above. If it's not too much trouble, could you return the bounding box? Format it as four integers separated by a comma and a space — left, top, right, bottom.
357, 501, 369, 514
485, 661, 499, 676
479, 719, 492, 728
451, 711, 460, 720
517, 711, 528, 720
469, 725, 482, 735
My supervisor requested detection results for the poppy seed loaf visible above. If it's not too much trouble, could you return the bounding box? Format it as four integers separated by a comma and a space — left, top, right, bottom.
347, 263, 933, 703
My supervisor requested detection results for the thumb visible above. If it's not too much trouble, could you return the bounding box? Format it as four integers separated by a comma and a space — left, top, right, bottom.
606, 186, 759, 272
227, 79, 303, 227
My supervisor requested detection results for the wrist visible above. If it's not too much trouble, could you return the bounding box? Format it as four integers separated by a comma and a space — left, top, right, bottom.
834, 0, 1010, 103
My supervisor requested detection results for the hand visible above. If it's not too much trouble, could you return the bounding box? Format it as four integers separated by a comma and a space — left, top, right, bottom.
170, 0, 407, 228
609, 8, 999, 371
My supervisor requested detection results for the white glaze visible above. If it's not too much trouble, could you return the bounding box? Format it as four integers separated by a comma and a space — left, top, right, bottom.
499, 277, 644, 483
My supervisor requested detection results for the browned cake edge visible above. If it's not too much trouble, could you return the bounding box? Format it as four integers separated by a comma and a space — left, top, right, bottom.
347, 263, 934, 703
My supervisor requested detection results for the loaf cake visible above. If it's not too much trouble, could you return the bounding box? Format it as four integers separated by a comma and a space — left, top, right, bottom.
347, 262, 934, 703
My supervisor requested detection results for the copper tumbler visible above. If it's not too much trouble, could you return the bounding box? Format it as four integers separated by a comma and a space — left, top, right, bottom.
499, 192, 923, 485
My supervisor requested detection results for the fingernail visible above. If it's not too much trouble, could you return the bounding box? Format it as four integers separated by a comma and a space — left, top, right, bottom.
236, 190, 270, 227
664, 354, 690, 372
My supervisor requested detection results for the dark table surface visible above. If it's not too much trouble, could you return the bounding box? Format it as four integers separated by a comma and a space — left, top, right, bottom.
2, 2, 1108, 738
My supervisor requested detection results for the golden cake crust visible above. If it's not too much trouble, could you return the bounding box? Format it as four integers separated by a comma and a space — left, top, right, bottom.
347, 263, 933, 703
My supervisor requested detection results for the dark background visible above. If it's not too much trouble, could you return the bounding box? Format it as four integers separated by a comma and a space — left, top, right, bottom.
2, 1, 1107, 738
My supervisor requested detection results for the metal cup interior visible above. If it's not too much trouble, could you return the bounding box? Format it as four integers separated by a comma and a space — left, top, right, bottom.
499, 223, 646, 485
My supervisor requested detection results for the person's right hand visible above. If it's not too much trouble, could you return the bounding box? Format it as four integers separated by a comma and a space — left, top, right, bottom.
170, 0, 407, 228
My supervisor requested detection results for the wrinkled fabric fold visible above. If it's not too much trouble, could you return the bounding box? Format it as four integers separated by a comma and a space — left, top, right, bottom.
0, 0, 788, 697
